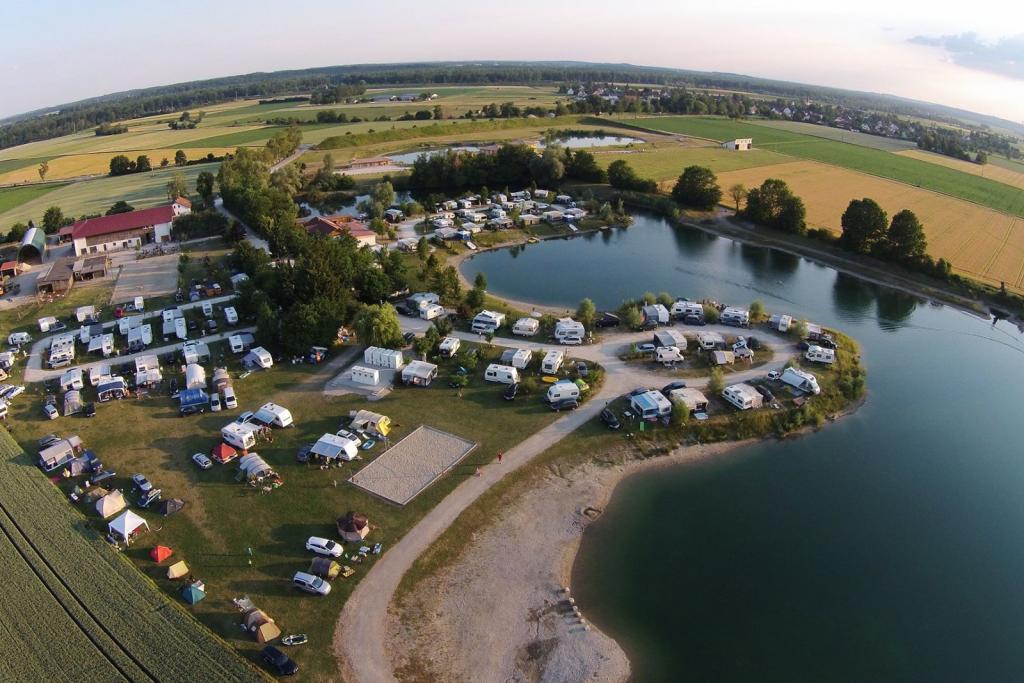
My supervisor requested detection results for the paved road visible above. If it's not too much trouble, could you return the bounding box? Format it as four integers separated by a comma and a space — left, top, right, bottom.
335, 322, 796, 682
270, 144, 312, 173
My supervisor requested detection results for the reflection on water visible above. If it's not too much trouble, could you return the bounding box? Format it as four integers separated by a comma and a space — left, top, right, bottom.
537, 134, 643, 149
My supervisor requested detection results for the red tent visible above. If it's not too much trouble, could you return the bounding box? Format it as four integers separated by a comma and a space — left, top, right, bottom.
150, 545, 173, 562
210, 443, 237, 463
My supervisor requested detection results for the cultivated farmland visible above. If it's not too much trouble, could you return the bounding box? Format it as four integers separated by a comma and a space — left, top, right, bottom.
895, 149, 1024, 191
0, 148, 233, 184
597, 142, 793, 182
0, 182, 66, 215
633, 116, 1024, 218
716, 160, 1024, 290
0, 430, 264, 682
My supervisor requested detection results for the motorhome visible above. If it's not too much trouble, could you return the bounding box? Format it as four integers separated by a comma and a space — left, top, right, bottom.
553, 317, 585, 340
8, 332, 31, 346
781, 367, 821, 394
133, 296, 145, 312
224, 307, 238, 325
254, 402, 294, 428
182, 341, 211, 365
471, 310, 505, 334
48, 334, 76, 369
117, 315, 143, 336
201, 302, 214, 318
126, 325, 152, 352
696, 331, 725, 350
89, 364, 112, 387
174, 317, 187, 340
541, 350, 565, 374
656, 346, 684, 364
722, 383, 764, 410
546, 380, 580, 404
669, 387, 709, 413
484, 364, 519, 385
804, 345, 836, 365
768, 313, 793, 332
438, 336, 461, 357
654, 329, 687, 349
629, 390, 673, 419
38, 316, 60, 333
720, 307, 750, 327
512, 317, 540, 337
511, 348, 532, 369
222, 422, 259, 450
420, 303, 445, 321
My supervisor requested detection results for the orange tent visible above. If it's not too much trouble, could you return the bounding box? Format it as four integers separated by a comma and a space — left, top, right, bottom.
211, 443, 237, 463
150, 545, 173, 562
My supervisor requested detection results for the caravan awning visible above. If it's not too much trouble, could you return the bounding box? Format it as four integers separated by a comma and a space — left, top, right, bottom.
311, 433, 358, 461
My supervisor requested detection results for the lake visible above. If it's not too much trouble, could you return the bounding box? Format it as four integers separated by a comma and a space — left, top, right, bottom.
536, 134, 643, 149
387, 146, 480, 165
460, 214, 1024, 681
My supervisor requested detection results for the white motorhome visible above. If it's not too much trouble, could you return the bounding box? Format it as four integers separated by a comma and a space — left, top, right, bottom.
696, 331, 725, 350
8, 332, 31, 346
484, 363, 519, 385
722, 383, 764, 410
174, 317, 187, 341
254, 402, 294, 428
48, 335, 76, 369
420, 304, 445, 321
804, 346, 836, 365
89, 364, 112, 387
439, 337, 461, 357
133, 296, 145, 312
512, 317, 540, 337
720, 307, 750, 327
541, 350, 565, 374
117, 315, 143, 336
546, 381, 580, 403
554, 317, 585, 340
781, 367, 821, 395
656, 346, 684, 364
222, 422, 259, 450
511, 348, 532, 369
471, 310, 505, 334
224, 307, 238, 325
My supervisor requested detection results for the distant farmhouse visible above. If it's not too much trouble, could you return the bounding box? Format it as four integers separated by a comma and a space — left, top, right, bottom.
301, 215, 377, 247
722, 138, 753, 151
69, 197, 191, 256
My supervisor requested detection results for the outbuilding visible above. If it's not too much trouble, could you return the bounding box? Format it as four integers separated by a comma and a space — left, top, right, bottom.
350, 365, 380, 386
363, 346, 405, 369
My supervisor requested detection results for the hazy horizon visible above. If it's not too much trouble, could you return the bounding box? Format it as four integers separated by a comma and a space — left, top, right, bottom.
1, 0, 1022, 123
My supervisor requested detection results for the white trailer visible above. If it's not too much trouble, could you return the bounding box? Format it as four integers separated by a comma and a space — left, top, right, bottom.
224, 307, 238, 325
541, 350, 565, 374
781, 367, 821, 395
804, 346, 836, 365
484, 363, 519, 385
512, 317, 540, 337
438, 337, 461, 358
546, 381, 580, 403
222, 422, 259, 450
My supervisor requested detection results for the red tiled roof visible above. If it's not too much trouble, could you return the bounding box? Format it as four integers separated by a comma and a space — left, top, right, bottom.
71, 205, 175, 240
174, 196, 192, 208
58, 225, 75, 236
302, 215, 375, 240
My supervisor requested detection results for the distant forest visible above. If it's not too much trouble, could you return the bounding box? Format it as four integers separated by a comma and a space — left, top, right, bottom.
1, 61, 1021, 150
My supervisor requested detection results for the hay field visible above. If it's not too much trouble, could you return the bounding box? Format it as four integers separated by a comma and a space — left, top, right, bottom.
716, 160, 1024, 290
598, 142, 793, 182
0, 148, 233, 184
896, 150, 1024, 190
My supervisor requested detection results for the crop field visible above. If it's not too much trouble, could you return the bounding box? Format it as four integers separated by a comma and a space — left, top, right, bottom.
3, 324, 572, 678
715, 160, 1024, 290
752, 119, 918, 151
633, 117, 1024, 218
0, 182, 66, 214
0, 430, 264, 682
597, 142, 793, 182
895, 149, 1024, 190
0, 147, 233, 184
0, 162, 218, 227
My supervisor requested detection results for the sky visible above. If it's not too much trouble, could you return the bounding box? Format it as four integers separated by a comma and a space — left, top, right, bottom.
1, 0, 1023, 122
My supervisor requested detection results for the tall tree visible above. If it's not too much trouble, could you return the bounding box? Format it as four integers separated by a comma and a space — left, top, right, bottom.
196, 171, 215, 206
353, 304, 403, 348
882, 209, 928, 263
41, 206, 65, 234
166, 172, 188, 200
576, 298, 596, 328
728, 183, 747, 211
671, 165, 722, 210
744, 178, 806, 234
174, 149, 188, 166
109, 155, 134, 176
38, 161, 49, 182
135, 155, 152, 172
840, 198, 888, 254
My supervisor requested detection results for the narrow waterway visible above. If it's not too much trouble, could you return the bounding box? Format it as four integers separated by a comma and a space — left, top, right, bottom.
461, 214, 1024, 681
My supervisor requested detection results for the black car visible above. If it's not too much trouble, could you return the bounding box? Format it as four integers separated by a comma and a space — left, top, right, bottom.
262, 646, 298, 676
207, 319, 218, 332
187, 319, 198, 331
169, 378, 180, 398
601, 408, 621, 430
503, 382, 519, 401
595, 313, 620, 328
682, 314, 706, 326
755, 385, 775, 402
661, 380, 687, 396
797, 340, 811, 350
403, 332, 416, 345
550, 398, 579, 412
83, 402, 96, 418
576, 362, 589, 378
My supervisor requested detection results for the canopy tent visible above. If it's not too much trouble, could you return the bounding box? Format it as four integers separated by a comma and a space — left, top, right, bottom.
108, 510, 149, 541
337, 511, 370, 542
181, 582, 206, 605
63, 390, 82, 416
238, 453, 273, 479
159, 498, 185, 516
95, 490, 126, 518
150, 545, 174, 562
166, 560, 189, 580
211, 443, 238, 463
311, 433, 358, 462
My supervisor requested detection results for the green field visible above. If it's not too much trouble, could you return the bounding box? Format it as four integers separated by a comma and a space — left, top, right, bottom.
598, 144, 794, 182
752, 119, 917, 151
0, 182, 67, 215
0, 430, 264, 682
176, 126, 286, 149
0, 163, 217, 228
990, 155, 1024, 173
634, 117, 1024, 218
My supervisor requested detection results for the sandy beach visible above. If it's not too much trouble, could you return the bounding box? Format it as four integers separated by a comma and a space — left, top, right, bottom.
387, 438, 758, 682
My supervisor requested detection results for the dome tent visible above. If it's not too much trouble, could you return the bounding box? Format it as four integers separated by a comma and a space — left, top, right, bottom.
150, 545, 173, 562
336, 511, 370, 543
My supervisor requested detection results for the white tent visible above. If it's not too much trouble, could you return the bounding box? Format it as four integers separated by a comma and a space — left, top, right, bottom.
108, 510, 149, 541
238, 453, 273, 478
184, 363, 206, 389
95, 490, 126, 518
310, 433, 358, 461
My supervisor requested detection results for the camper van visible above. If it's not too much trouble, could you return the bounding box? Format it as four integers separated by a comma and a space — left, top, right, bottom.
804, 345, 836, 365
184, 363, 206, 390
201, 302, 214, 318
254, 402, 293, 428
224, 307, 238, 325
484, 364, 519, 385
541, 350, 565, 374
420, 304, 444, 321
222, 386, 238, 410
471, 310, 505, 334
781, 367, 821, 395
438, 336, 461, 357
546, 380, 580, 404
174, 317, 187, 341
553, 318, 585, 340
222, 422, 259, 450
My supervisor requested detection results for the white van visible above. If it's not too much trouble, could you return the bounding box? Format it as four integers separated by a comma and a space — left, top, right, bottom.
201, 302, 214, 318
546, 381, 580, 404
222, 386, 237, 410
7, 332, 31, 346
483, 363, 519, 385
224, 307, 238, 325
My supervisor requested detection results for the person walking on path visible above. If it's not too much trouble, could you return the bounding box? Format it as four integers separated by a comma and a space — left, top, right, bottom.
496, 451, 503, 464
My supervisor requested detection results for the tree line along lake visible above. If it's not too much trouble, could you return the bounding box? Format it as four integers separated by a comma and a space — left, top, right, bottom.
460, 212, 1024, 682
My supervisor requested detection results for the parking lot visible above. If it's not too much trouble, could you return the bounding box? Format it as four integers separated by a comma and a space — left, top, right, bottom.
110, 253, 179, 304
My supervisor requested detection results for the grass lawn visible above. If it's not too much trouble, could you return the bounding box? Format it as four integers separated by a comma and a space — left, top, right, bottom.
2, 334, 575, 680
633, 116, 1024, 218
0, 163, 219, 227
0, 282, 115, 336
0, 182, 67, 215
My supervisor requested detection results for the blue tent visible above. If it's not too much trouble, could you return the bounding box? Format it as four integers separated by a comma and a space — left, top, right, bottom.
178, 388, 208, 408
181, 583, 206, 605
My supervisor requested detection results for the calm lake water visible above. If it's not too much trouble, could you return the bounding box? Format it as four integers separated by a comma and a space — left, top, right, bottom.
387, 146, 480, 165
461, 214, 1024, 681
537, 134, 643, 149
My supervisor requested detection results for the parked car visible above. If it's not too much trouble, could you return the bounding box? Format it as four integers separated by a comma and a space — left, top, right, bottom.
797, 340, 811, 350
210, 394, 222, 412
192, 453, 213, 470
682, 314, 705, 326
550, 398, 579, 412
576, 362, 589, 378
336, 429, 362, 445
755, 385, 775, 402
402, 332, 416, 345
235, 411, 255, 424
1, 385, 25, 401
635, 343, 656, 354
83, 402, 96, 418
39, 434, 61, 448
292, 571, 331, 595
261, 646, 298, 676
601, 408, 621, 430
207, 319, 218, 332
137, 488, 161, 509
628, 387, 652, 397
559, 335, 583, 346
766, 370, 781, 381
43, 404, 59, 420
296, 443, 314, 463
305, 536, 343, 558
661, 381, 687, 396
168, 378, 180, 398
595, 313, 620, 328
131, 474, 154, 494
503, 382, 519, 401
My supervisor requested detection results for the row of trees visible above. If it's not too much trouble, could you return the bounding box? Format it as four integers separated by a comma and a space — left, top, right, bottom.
839, 198, 936, 268
607, 160, 657, 193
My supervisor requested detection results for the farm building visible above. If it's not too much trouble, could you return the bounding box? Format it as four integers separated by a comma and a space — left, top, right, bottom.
301, 215, 377, 247
68, 198, 190, 256
18, 227, 46, 264
350, 365, 380, 386
722, 138, 753, 151
36, 257, 76, 295
73, 255, 111, 281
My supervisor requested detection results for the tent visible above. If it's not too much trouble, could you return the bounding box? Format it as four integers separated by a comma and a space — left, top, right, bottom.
309, 557, 341, 580
108, 510, 149, 542
150, 545, 174, 562
211, 443, 238, 463
63, 390, 83, 416
243, 608, 281, 643
167, 560, 189, 580
337, 511, 370, 542
159, 498, 185, 516
349, 409, 391, 437
239, 453, 273, 479
95, 490, 126, 518
181, 582, 206, 605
